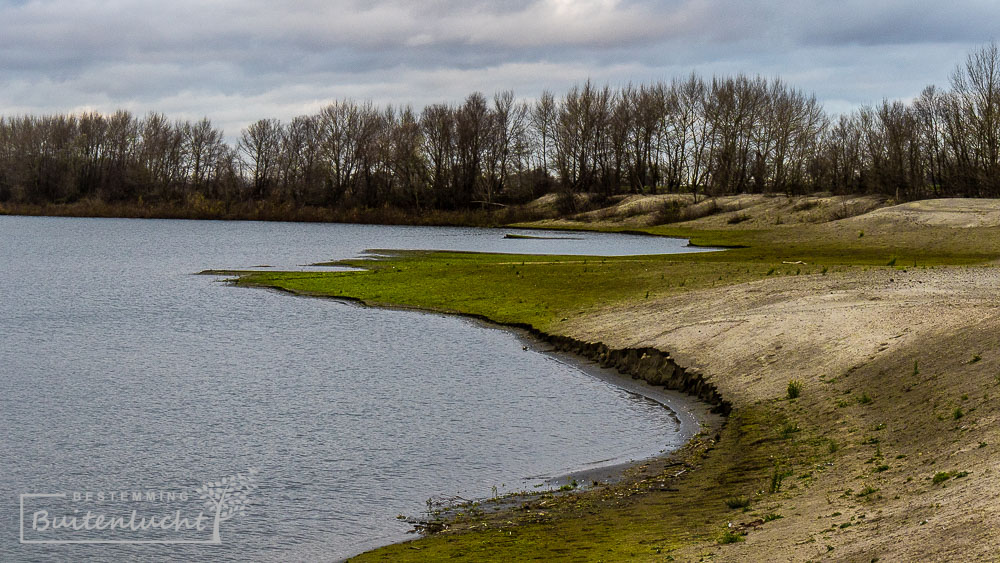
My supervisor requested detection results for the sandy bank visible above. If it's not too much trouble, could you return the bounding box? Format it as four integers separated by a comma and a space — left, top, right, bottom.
563, 264, 1000, 561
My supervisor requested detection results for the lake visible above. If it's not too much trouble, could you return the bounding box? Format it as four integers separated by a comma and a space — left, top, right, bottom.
0, 216, 708, 561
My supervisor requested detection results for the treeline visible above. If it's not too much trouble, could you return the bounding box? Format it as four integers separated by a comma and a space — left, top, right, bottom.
2, 44, 1000, 216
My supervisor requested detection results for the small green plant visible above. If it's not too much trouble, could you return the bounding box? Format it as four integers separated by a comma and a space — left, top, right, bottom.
912, 360, 919, 376
770, 468, 785, 493
558, 479, 579, 491
821, 265, 829, 275
886, 256, 897, 266
875, 464, 889, 472
857, 392, 873, 404
953, 407, 964, 420
932, 471, 951, 484
780, 421, 801, 438
857, 484, 878, 497
787, 379, 803, 399
763, 513, 783, 522
858, 231, 864, 238
766, 267, 776, 276
718, 529, 744, 544
970, 354, 982, 364
828, 440, 840, 453
725, 496, 751, 509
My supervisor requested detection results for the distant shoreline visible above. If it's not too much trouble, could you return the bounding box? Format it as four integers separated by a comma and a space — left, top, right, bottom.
0, 200, 546, 228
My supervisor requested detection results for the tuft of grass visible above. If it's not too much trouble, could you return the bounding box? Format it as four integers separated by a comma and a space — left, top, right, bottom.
857, 392, 873, 405
770, 468, 792, 493
887, 256, 897, 266
786, 380, 803, 400
932, 471, 951, 484
763, 513, 783, 522
857, 484, 878, 497
913, 360, 919, 376
779, 421, 800, 438
953, 407, 964, 420
970, 354, 982, 364
725, 496, 751, 510
718, 529, 744, 544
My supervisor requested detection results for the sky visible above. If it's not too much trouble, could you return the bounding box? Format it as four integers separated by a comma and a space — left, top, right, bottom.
0, 0, 996, 139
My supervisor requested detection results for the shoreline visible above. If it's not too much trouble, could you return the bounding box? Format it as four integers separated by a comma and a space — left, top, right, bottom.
224, 197, 1000, 560
231, 281, 725, 555
469, 318, 722, 488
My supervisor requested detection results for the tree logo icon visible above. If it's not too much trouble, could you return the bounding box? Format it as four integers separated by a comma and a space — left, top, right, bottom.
194, 468, 258, 544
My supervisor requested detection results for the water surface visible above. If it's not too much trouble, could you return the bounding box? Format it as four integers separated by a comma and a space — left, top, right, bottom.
0, 216, 703, 561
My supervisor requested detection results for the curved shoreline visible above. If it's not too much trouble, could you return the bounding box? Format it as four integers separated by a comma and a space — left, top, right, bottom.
238, 282, 728, 557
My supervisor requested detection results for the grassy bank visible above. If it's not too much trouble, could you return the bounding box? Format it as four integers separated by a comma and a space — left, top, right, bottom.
230, 197, 1000, 561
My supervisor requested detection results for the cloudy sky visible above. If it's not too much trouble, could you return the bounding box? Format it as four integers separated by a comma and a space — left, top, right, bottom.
1, 0, 995, 139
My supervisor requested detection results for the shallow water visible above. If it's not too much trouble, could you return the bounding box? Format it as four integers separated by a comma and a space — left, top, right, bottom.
0, 216, 704, 561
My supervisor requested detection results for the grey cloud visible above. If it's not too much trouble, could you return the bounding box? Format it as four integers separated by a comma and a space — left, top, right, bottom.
0, 0, 997, 139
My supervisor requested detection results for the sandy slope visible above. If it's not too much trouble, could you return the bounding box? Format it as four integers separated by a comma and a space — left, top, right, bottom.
563, 264, 1000, 561
840, 198, 1000, 228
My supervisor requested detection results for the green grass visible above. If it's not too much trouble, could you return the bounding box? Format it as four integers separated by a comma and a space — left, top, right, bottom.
236, 250, 789, 332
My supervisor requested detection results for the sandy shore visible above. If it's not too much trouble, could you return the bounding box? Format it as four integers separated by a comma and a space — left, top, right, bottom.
564, 264, 1000, 561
